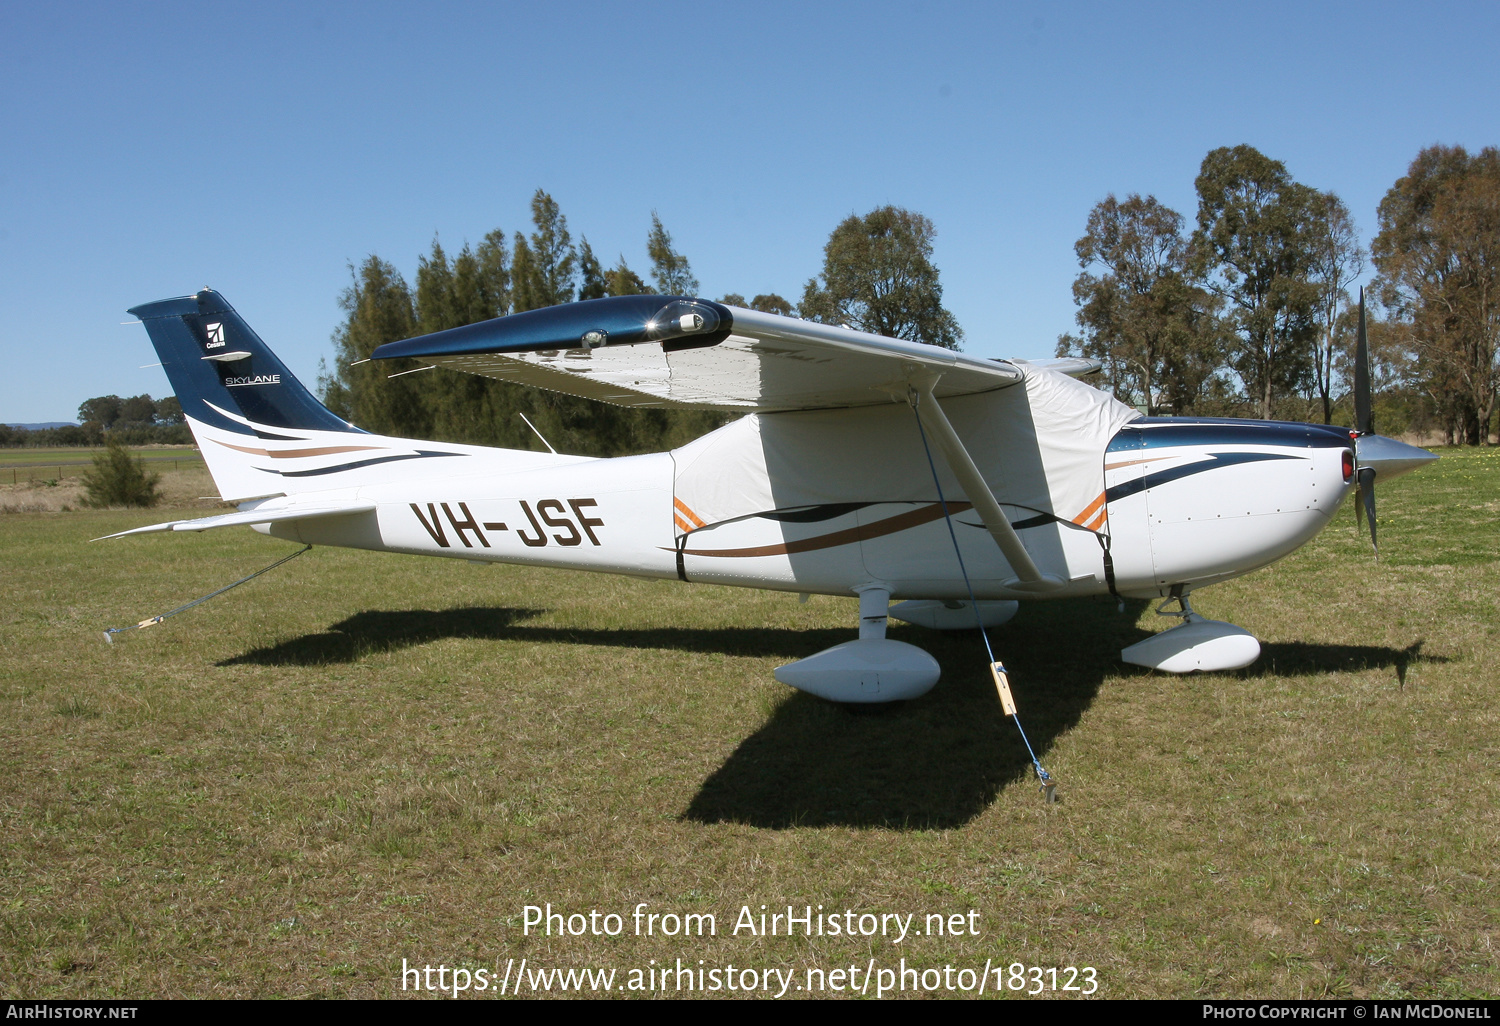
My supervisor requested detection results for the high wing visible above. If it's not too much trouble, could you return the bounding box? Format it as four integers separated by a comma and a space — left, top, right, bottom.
372, 296, 1023, 411
92, 500, 375, 541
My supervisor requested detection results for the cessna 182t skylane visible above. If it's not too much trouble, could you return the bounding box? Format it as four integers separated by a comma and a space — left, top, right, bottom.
107, 289, 1436, 702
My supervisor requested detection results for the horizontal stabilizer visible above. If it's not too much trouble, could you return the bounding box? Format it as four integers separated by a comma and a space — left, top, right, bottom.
93, 502, 376, 541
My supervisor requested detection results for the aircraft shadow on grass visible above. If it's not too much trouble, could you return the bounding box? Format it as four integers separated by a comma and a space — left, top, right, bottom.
221, 607, 858, 666
219, 602, 1444, 831
686, 597, 1143, 830
1239, 638, 1444, 686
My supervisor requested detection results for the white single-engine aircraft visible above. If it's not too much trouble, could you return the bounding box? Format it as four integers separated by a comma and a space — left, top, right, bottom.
107, 289, 1436, 702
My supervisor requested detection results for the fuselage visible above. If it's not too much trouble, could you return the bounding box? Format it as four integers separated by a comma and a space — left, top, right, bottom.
255, 410, 1359, 603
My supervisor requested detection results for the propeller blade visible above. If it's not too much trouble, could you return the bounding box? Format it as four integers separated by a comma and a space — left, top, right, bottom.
1358, 466, 1378, 557
1354, 287, 1372, 437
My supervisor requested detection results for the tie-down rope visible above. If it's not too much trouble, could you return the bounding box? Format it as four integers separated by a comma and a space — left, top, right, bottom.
908, 393, 1055, 800
103, 544, 312, 642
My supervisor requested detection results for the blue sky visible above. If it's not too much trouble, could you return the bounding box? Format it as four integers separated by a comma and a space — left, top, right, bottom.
2, 1, 1496, 423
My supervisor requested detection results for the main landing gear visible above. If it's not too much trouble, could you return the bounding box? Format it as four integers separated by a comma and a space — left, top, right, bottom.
774, 586, 941, 703
1119, 586, 1260, 673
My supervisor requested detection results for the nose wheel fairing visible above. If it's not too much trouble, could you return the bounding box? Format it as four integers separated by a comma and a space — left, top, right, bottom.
1120, 590, 1261, 673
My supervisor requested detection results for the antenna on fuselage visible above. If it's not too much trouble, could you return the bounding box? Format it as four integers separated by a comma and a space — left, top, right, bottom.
518, 412, 558, 454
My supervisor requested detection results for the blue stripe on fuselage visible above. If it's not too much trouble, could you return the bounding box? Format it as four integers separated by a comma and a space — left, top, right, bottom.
1109, 417, 1354, 452
1105, 451, 1304, 504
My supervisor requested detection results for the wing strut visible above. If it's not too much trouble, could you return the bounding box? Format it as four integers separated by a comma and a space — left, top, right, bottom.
910, 381, 1064, 594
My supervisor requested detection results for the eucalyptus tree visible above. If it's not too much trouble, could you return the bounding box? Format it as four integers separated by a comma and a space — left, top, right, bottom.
1058, 193, 1219, 414
77, 395, 123, 429
750, 293, 795, 316
1307, 191, 1365, 424
800, 206, 962, 349
718, 293, 794, 315
1191, 146, 1322, 419
1373, 144, 1500, 445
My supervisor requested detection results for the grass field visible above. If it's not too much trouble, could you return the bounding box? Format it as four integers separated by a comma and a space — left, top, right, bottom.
1, 451, 1496, 999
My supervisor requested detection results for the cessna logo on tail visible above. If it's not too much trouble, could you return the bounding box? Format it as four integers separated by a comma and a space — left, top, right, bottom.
205, 323, 226, 347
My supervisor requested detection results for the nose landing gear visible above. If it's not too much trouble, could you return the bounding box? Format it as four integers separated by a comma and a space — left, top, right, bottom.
1120, 586, 1261, 673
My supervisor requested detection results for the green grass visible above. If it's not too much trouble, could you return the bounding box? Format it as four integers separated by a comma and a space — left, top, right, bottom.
0, 447, 113, 466
0, 446, 201, 466
0, 452, 1496, 999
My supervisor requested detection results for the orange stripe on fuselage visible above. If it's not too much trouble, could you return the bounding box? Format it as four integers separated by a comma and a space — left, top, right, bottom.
672, 497, 705, 528
1071, 491, 1107, 526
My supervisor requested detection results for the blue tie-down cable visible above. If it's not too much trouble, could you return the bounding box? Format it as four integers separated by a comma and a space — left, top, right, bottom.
909, 397, 1058, 803
103, 544, 311, 642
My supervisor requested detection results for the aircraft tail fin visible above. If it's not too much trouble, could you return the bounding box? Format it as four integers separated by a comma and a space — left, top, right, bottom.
129, 289, 364, 499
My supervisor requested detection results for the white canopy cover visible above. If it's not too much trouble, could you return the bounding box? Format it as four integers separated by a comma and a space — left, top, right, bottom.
671, 363, 1139, 534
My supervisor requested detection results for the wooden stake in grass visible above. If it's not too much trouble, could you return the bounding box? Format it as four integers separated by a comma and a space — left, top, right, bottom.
990, 661, 1017, 717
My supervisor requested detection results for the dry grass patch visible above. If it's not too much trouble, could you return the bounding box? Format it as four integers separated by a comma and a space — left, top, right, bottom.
2, 452, 214, 514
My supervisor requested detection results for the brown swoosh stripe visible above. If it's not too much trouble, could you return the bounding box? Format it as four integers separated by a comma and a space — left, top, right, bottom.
212, 439, 269, 457
1104, 455, 1173, 471
267, 445, 384, 459
673, 501, 973, 558
213, 439, 383, 459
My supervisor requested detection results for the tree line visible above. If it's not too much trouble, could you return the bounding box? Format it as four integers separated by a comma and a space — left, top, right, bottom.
318, 193, 964, 456
1057, 143, 1500, 444
1, 395, 188, 447
25, 145, 1494, 454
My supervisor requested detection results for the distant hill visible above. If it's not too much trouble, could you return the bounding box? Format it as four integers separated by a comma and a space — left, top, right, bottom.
5, 422, 78, 430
